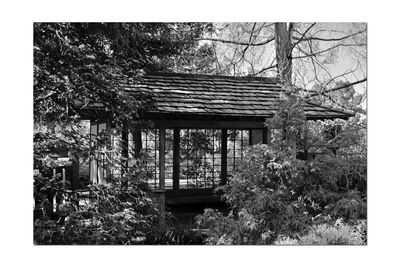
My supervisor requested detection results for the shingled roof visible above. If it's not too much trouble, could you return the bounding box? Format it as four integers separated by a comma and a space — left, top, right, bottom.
118, 72, 354, 121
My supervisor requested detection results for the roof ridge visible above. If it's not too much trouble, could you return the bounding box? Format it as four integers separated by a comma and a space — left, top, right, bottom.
144, 72, 280, 84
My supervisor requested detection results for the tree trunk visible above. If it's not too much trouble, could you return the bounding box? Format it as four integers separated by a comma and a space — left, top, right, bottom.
274, 22, 293, 85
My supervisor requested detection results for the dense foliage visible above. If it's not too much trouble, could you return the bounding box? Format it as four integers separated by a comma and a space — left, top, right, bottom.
34, 22, 215, 168
33, 23, 367, 245
196, 85, 367, 245
33, 23, 215, 245
34, 169, 207, 245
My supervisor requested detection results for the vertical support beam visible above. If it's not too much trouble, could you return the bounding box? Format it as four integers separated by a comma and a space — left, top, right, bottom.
89, 121, 98, 184
267, 128, 271, 145
262, 128, 268, 144
62, 168, 66, 186
159, 127, 166, 190
172, 128, 180, 191
70, 152, 80, 190
133, 127, 142, 158
249, 129, 253, 146
304, 121, 309, 161
121, 122, 129, 174
262, 128, 272, 145
121, 121, 129, 188
105, 120, 112, 183
221, 128, 228, 185
158, 127, 166, 227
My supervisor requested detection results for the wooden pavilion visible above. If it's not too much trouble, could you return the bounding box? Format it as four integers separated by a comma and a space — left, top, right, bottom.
82, 72, 354, 209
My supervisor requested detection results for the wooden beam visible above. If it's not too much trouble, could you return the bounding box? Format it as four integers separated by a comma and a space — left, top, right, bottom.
266, 127, 272, 145
89, 121, 98, 184
153, 119, 265, 129
70, 153, 80, 190
133, 127, 142, 158
172, 128, 180, 191
158, 127, 166, 227
121, 122, 129, 176
263, 128, 268, 144
221, 129, 228, 185
105, 120, 112, 182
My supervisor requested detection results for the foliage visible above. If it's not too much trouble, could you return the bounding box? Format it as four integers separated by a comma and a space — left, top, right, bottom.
144, 229, 206, 245
34, 22, 215, 168
267, 85, 307, 154
34, 166, 209, 245
196, 208, 266, 245
33, 170, 164, 245
34, 22, 214, 122
196, 142, 366, 244
298, 219, 365, 245
197, 145, 310, 244
273, 219, 366, 245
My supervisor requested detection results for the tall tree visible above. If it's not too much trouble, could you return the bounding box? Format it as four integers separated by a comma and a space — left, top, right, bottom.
34, 22, 214, 169
274, 22, 294, 85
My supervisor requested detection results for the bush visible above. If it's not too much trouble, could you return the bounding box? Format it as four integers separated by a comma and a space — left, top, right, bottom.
273, 219, 366, 245
299, 220, 365, 245
196, 144, 367, 245
196, 208, 267, 245
34, 171, 165, 245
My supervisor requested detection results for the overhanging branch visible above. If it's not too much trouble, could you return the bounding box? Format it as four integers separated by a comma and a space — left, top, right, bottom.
199, 37, 275, 47
310, 78, 367, 96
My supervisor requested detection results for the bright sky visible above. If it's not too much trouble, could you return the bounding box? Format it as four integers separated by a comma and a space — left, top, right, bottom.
209, 22, 367, 95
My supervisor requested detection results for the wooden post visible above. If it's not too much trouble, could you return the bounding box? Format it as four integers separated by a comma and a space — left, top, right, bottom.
172, 128, 180, 191
221, 129, 227, 185
105, 120, 112, 182
121, 122, 129, 175
70, 152, 80, 190
62, 168, 66, 186
89, 121, 97, 184
133, 127, 142, 158
266, 128, 271, 145
158, 127, 166, 227
262, 128, 269, 144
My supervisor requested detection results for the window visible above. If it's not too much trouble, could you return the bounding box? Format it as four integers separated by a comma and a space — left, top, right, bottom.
132, 128, 252, 189
179, 129, 221, 189
141, 129, 173, 189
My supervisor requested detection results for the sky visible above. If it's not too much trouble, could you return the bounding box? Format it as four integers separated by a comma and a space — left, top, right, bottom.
208, 22, 367, 95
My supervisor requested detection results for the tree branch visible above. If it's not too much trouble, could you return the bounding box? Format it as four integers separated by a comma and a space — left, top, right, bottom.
199, 36, 275, 46
291, 22, 317, 53
293, 28, 366, 42
293, 43, 366, 59
310, 78, 367, 96
251, 63, 277, 76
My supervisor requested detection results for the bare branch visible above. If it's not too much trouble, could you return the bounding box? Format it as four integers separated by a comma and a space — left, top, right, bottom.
293, 43, 366, 59
291, 22, 317, 53
320, 63, 360, 92
199, 36, 275, 47
293, 28, 366, 42
310, 78, 367, 96
251, 63, 277, 76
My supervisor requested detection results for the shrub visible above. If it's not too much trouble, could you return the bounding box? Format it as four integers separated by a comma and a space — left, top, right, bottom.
34, 171, 165, 245
196, 144, 367, 245
299, 220, 364, 245
196, 208, 267, 245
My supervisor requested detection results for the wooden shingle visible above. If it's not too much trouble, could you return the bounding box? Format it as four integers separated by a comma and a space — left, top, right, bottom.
120, 72, 354, 120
